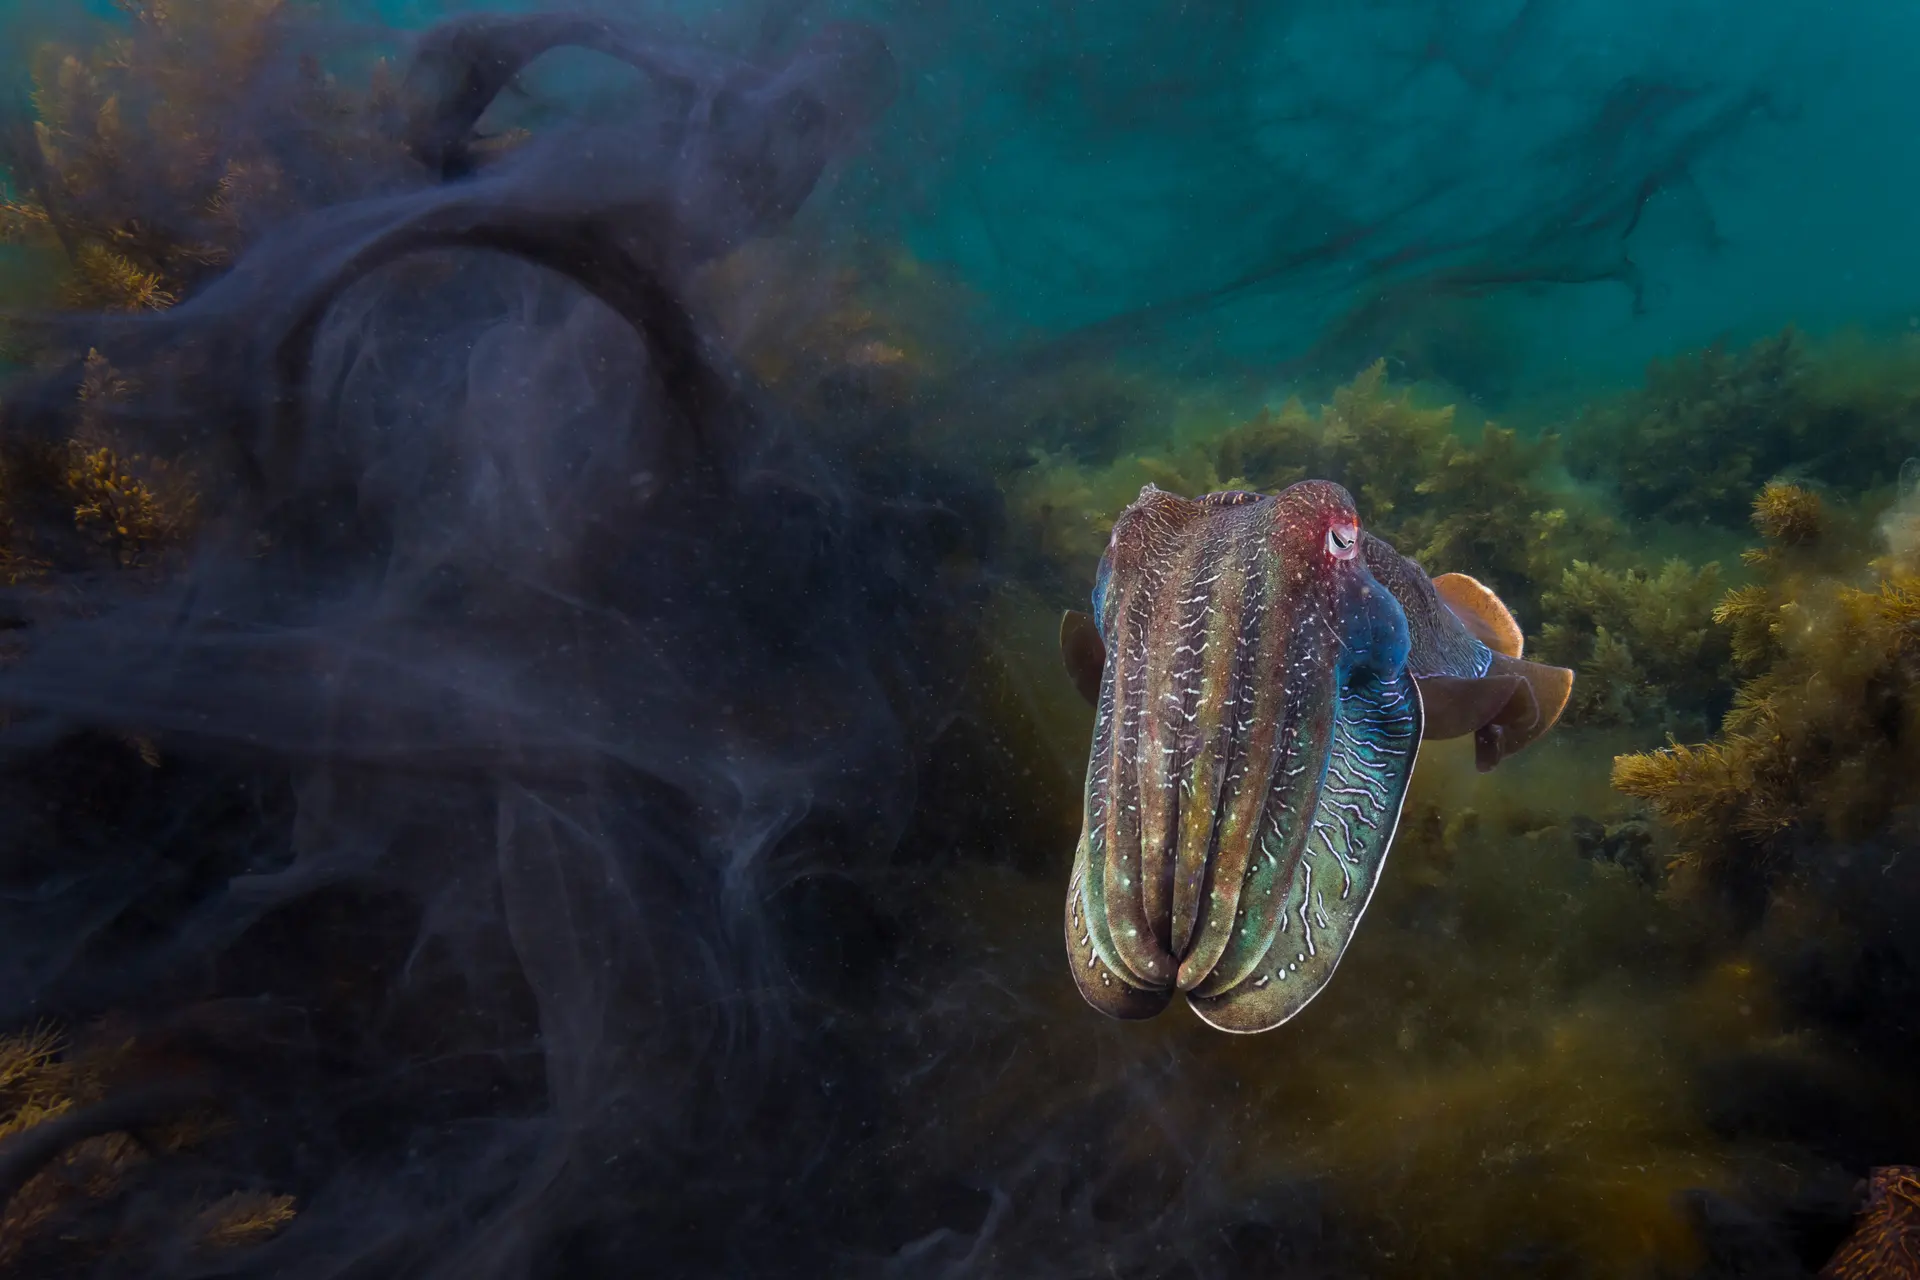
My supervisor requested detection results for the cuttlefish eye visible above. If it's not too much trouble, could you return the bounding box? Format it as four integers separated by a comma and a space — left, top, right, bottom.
1326, 521, 1359, 559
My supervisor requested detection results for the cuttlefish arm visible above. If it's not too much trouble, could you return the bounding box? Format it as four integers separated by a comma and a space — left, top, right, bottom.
1187, 660, 1421, 1033
1063, 485, 1207, 1020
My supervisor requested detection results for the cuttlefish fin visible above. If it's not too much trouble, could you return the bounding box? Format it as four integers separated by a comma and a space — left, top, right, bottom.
1413, 673, 1525, 741
1471, 653, 1574, 772
1060, 609, 1106, 707
1432, 572, 1525, 658
1413, 654, 1573, 771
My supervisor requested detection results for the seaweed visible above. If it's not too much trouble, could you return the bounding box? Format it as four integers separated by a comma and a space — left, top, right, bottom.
1534, 557, 1732, 736
0, 0, 406, 320
1009, 360, 1606, 617
1570, 329, 1920, 528
0, 350, 198, 575
695, 240, 983, 431
1570, 329, 1806, 526
0, 1025, 295, 1272
1613, 482, 1920, 887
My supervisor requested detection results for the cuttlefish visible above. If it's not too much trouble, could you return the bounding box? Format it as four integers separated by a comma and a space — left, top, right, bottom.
1058, 480, 1573, 1033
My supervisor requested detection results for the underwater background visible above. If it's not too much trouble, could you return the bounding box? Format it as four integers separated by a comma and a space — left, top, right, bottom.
0, 0, 1918, 1275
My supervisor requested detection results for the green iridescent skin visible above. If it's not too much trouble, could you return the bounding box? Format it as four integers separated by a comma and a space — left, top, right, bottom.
1065, 480, 1482, 1033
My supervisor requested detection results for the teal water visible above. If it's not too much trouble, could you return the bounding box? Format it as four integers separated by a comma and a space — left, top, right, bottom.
10, 0, 1919, 395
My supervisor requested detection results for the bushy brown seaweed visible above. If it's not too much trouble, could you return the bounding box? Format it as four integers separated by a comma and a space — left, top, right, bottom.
1613, 482, 1920, 883
0, 1025, 295, 1272
0, 351, 199, 575
1534, 557, 1732, 736
0, 0, 380, 580
1, 0, 402, 318
698, 241, 986, 427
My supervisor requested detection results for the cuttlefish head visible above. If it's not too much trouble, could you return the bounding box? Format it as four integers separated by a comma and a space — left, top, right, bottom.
1061, 502, 1572, 774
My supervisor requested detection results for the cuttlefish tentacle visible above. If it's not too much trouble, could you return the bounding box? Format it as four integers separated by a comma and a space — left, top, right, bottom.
1180, 539, 1340, 1000
1067, 592, 1169, 1018
1060, 482, 1574, 1032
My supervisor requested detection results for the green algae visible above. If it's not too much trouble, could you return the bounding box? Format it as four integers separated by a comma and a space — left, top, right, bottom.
1569, 327, 1920, 529
1008, 360, 1610, 621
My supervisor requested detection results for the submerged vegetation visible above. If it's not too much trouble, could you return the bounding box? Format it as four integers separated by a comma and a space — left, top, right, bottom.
0, 350, 200, 579
0, 0, 402, 318
1534, 558, 1732, 737
1009, 359, 1605, 619
1614, 480, 1920, 890
0, 1026, 295, 1268
0, 1, 1919, 1277
1568, 327, 1920, 526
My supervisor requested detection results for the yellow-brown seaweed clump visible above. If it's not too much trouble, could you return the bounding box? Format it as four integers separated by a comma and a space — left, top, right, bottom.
1613, 482, 1920, 883
0, 351, 200, 575
0, 1025, 296, 1271
1, 0, 403, 318
1750, 478, 1825, 548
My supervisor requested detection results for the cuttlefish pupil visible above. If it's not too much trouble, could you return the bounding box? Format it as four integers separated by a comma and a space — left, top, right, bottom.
1056, 480, 1574, 1034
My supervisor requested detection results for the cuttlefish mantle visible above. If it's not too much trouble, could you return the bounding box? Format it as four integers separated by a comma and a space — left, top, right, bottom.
1057, 481, 1572, 1033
